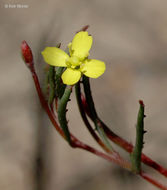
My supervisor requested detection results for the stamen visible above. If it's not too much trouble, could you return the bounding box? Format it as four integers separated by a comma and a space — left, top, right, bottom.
66, 56, 82, 69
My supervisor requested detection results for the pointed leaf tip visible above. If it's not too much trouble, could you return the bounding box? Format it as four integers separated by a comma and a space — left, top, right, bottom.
139, 100, 144, 107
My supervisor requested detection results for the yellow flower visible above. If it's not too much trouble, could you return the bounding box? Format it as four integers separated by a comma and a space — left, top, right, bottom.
42, 31, 106, 85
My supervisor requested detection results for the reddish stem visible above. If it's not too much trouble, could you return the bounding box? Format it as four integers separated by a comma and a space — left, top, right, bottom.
101, 120, 167, 177
71, 136, 131, 170
31, 66, 167, 189
140, 172, 167, 190
22, 41, 167, 190
81, 94, 167, 177
31, 68, 65, 139
75, 82, 113, 153
29, 63, 131, 170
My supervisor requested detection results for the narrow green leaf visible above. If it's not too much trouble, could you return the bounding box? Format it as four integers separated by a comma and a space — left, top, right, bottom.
82, 75, 97, 120
58, 87, 72, 144
95, 119, 113, 151
131, 100, 145, 173
43, 43, 62, 103
55, 67, 66, 99
82, 76, 113, 151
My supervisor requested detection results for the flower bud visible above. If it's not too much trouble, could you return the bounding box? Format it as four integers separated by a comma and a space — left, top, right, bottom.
21, 41, 34, 69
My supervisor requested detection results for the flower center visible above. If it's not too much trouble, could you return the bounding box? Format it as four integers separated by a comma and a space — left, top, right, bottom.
66, 56, 81, 69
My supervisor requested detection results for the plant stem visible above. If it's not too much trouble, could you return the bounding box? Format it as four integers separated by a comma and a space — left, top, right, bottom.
27, 61, 167, 190
81, 95, 167, 177
28, 64, 131, 170
140, 172, 167, 190
71, 136, 131, 170
75, 81, 113, 153
22, 41, 167, 190
31, 67, 65, 139
82, 76, 113, 151
100, 119, 167, 177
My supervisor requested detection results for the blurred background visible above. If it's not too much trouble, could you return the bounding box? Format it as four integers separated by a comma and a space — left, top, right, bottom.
1, 0, 167, 189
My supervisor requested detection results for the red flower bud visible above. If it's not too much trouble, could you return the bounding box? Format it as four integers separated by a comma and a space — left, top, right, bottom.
21, 41, 34, 69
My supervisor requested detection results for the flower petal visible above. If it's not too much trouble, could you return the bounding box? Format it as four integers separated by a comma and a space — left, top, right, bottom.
62, 68, 81, 85
71, 31, 93, 59
81, 59, 106, 78
42, 47, 69, 67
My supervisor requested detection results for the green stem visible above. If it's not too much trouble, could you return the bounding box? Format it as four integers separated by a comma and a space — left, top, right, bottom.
82, 76, 97, 120
95, 119, 114, 151
48, 66, 56, 105
82, 76, 113, 151
75, 81, 112, 153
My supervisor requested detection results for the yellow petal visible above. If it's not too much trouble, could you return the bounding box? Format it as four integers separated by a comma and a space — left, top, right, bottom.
81, 59, 106, 78
42, 47, 69, 67
62, 68, 81, 85
71, 31, 93, 59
